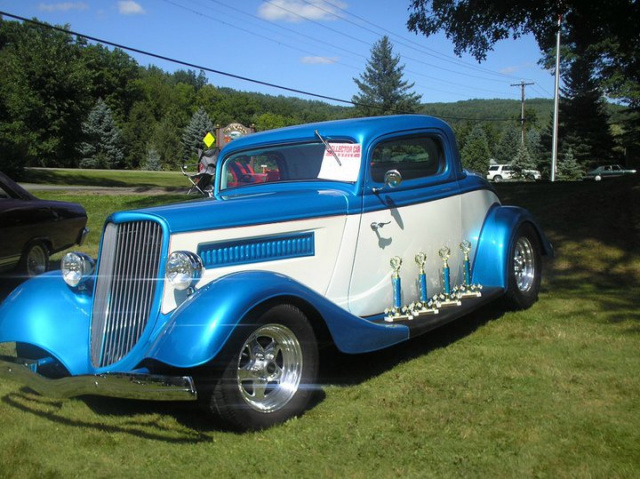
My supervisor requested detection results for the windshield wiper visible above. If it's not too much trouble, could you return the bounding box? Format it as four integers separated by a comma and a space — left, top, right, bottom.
315, 130, 342, 166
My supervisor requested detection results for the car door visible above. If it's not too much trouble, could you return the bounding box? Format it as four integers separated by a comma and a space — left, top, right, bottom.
348, 132, 462, 317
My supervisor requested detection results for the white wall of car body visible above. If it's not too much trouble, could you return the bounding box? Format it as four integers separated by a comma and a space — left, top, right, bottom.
163, 187, 499, 317
347, 189, 498, 316
163, 215, 348, 314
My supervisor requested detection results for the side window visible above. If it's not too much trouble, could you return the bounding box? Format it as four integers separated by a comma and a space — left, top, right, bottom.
371, 136, 444, 183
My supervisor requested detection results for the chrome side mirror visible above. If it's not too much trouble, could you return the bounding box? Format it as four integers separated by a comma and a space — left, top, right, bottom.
373, 169, 403, 194
384, 169, 402, 188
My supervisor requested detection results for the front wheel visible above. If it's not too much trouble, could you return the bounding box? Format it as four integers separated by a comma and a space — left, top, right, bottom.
502, 224, 542, 310
202, 304, 319, 431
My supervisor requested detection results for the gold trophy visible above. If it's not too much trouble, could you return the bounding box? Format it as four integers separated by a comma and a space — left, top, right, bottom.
436, 246, 461, 307
411, 252, 438, 315
384, 257, 414, 321
457, 240, 482, 298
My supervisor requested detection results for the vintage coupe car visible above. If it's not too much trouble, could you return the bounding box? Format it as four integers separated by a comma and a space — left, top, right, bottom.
0, 116, 552, 430
0, 171, 88, 277
583, 164, 637, 181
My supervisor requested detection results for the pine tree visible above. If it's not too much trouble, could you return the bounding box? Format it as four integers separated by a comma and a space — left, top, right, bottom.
460, 124, 491, 174
557, 148, 584, 180
143, 147, 163, 171
559, 54, 616, 169
78, 99, 124, 169
497, 125, 521, 164
511, 143, 537, 179
352, 36, 422, 116
182, 107, 215, 159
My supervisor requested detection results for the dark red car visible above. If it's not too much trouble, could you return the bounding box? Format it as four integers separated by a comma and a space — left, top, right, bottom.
0, 171, 88, 277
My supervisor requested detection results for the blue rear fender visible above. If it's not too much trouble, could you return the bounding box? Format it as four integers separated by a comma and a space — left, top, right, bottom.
147, 271, 410, 368
473, 204, 553, 289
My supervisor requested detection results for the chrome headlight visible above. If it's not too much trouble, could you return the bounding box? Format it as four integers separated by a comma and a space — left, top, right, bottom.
166, 251, 203, 291
61, 252, 95, 288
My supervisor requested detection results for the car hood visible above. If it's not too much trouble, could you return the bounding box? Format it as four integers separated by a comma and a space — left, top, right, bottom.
113, 188, 355, 234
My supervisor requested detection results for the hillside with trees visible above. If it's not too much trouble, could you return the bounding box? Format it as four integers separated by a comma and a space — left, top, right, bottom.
0, 15, 635, 180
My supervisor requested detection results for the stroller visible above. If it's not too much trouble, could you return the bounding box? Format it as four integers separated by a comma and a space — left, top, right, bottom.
181, 148, 219, 197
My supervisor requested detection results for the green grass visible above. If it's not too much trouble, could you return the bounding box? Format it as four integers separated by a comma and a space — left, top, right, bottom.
0, 177, 638, 478
23, 167, 187, 190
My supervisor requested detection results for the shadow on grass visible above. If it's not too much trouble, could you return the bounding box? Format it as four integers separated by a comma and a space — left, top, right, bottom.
2, 391, 218, 442
319, 301, 506, 387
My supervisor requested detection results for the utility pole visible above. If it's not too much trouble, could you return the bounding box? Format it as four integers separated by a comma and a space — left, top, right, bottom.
511, 80, 535, 145
551, 13, 563, 183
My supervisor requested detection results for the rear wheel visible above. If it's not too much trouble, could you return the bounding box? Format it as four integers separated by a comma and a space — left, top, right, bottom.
202, 304, 319, 431
502, 224, 542, 310
19, 242, 49, 277
493, 175, 503, 182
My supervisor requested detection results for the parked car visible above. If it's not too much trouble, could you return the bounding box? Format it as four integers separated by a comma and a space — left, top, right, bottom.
583, 164, 637, 181
487, 164, 541, 182
0, 116, 552, 431
0, 171, 88, 277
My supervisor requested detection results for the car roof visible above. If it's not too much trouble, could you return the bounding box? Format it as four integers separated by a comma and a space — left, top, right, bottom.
221, 115, 455, 154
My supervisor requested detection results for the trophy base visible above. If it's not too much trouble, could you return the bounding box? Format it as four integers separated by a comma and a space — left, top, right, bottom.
458, 291, 482, 299
384, 307, 414, 322
439, 299, 461, 308
412, 307, 439, 316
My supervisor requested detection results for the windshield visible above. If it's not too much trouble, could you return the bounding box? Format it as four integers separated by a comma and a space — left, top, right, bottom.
218, 141, 362, 191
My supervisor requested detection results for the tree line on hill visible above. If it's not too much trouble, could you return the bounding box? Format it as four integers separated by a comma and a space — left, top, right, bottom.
0, 16, 634, 181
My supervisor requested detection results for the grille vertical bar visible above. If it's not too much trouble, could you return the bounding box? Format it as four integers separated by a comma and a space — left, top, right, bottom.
90, 221, 163, 368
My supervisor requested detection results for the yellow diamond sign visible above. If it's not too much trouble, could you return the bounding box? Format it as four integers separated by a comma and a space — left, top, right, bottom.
203, 132, 215, 148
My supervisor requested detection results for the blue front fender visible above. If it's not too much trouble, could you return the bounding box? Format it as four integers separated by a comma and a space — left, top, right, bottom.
0, 272, 92, 374
473, 204, 553, 289
147, 271, 410, 368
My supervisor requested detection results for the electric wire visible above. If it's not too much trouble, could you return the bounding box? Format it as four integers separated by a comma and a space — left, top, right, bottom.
0, 10, 522, 121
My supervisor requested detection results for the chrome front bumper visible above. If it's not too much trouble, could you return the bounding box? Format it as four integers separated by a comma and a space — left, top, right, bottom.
0, 356, 197, 401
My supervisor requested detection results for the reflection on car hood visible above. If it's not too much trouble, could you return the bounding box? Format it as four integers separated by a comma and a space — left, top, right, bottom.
114, 188, 353, 234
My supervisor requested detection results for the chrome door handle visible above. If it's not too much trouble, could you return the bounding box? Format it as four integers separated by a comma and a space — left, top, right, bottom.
370, 221, 391, 231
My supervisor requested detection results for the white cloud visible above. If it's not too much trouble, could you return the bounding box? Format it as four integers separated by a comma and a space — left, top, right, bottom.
38, 2, 89, 12
118, 1, 146, 15
301, 56, 338, 64
258, 0, 346, 23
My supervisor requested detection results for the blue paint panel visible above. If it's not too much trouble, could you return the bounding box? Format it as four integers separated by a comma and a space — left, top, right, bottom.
0, 272, 93, 375
198, 232, 315, 268
473, 204, 553, 288
147, 271, 410, 367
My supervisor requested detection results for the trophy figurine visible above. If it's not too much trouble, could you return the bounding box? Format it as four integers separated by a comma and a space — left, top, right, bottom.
412, 252, 438, 315
437, 246, 461, 307
384, 257, 413, 321
458, 240, 482, 298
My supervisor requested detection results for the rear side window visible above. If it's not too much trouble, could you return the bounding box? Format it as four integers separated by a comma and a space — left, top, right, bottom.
371, 136, 444, 183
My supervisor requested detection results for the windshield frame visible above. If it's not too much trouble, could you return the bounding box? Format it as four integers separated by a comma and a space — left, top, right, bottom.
217, 140, 362, 193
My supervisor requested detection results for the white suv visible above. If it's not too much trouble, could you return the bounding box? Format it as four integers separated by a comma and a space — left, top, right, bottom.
487, 164, 541, 182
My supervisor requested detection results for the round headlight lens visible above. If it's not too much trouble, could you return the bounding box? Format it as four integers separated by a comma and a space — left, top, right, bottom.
166, 251, 203, 291
61, 252, 95, 288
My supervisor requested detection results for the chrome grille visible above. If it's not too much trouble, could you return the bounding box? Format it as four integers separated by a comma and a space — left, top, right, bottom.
91, 221, 163, 368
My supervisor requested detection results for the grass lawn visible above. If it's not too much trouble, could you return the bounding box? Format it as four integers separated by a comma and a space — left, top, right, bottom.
0, 175, 638, 478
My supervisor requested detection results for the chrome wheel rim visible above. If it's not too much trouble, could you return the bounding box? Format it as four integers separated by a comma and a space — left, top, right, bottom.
26, 245, 47, 276
513, 237, 535, 292
236, 324, 303, 413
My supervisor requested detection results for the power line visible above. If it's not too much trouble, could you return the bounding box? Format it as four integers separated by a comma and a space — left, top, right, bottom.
0, 10, 352, 105
0, 10, 520, 122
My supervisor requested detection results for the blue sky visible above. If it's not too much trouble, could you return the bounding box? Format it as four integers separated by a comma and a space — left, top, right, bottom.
0, 0, 557, 104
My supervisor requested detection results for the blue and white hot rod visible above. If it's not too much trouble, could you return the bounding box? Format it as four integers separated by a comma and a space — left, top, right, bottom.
0, 115, 552, 430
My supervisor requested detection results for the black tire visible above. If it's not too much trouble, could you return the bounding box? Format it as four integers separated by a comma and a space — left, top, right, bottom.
19, 241, 49, 277
493, 175, 503, 183
201, 304, 319, 431
502, 223, 542, 310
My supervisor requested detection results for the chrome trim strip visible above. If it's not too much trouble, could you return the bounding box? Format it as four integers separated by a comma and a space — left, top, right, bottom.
0, 356, 197, 401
